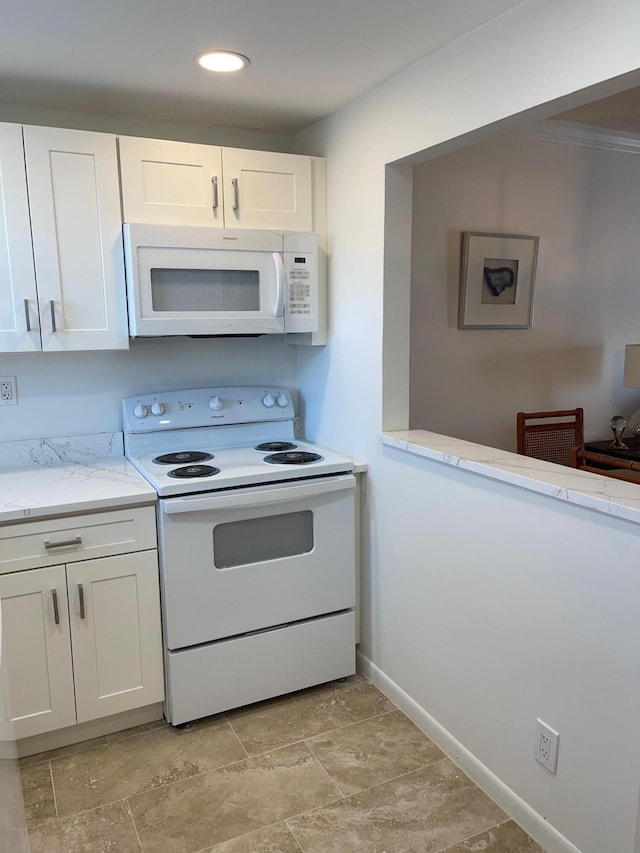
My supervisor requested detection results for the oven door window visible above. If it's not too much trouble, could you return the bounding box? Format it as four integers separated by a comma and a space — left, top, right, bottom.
150, 268, 260, 312
213, 511, 313, 569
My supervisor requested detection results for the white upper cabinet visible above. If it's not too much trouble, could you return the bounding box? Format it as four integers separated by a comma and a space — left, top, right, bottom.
118, 136, 314, 232
0, 123, 40, 352
23, 126, 129, 351
221, 147, 312, 231
118, 137, 223, 227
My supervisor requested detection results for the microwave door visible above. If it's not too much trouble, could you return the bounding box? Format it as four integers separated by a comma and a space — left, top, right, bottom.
128, 246, 285, 336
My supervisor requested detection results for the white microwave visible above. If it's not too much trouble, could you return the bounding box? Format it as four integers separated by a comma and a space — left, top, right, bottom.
123, 224, 319, 337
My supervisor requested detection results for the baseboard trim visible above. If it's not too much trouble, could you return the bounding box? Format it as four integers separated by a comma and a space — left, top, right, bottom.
357, 651, 581, 853
17, 703, 164, 758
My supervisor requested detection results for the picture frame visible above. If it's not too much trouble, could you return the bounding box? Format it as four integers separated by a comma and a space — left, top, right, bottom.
458, 231, 539, 329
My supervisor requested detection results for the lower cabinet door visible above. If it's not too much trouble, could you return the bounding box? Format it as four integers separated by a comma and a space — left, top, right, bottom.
67, 551, 164, 723
0, 565, 76, 738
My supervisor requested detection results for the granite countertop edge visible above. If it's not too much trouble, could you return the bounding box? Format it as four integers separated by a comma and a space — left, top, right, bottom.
381, 430, 640, 526
0, 433, 156, 525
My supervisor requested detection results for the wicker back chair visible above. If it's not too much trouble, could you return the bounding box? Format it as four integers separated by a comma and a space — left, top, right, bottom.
516, 408, 584, 467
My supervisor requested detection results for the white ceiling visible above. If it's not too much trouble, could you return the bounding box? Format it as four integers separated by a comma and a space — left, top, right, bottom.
0, 0, 525, 135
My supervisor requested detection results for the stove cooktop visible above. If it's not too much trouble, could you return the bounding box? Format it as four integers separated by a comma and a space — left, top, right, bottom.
122, 386, 354, 497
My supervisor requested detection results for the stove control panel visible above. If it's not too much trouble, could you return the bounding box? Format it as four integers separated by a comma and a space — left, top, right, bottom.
123, 386, 295, 433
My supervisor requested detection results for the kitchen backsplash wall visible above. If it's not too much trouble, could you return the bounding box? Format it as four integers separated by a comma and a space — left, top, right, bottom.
0, 336, 298, 443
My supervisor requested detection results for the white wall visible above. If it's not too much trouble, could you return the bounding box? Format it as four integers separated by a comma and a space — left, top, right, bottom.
296, 1, 640, 851
410, 133, 640, 451
0, 336, 298, 441
0, 106, 300, 443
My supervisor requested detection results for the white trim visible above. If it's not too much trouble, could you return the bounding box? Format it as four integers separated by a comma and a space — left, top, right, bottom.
505, 119, 640, 155
16, 702, 164, 758
357, 650, 582, 853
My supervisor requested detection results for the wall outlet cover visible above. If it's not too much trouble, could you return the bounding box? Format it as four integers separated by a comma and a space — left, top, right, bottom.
535, 718, 559, 774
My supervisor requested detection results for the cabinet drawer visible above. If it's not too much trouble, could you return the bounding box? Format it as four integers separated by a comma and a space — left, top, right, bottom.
0, 507, 157, 574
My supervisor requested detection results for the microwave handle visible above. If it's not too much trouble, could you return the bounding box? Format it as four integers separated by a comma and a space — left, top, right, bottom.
273, 252, 285, 317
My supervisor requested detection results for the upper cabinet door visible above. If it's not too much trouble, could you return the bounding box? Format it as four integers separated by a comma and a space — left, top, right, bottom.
0, 123, 40, 352
23, 126, 129, 351
118, 136, 223, 227
222, 148, 313, 232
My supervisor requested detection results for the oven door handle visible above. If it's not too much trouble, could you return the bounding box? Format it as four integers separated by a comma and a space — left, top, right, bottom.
161, 473, 355, 515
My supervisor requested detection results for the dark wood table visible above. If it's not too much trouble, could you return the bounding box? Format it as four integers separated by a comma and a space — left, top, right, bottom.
584, 436, 640, 463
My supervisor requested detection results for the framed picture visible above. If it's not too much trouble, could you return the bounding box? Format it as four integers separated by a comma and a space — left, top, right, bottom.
458, 231, 539, 329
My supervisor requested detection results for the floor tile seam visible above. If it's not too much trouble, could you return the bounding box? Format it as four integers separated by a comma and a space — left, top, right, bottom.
284, 818, 306, 852
105, 724, 168, 746
299, 739, 347, 799
301, 736, 449, 801
233, 707, 399, 758
49, 737, 255, 816
125, 798, 145, 852
429, 813, 517, 853
45, 795, 130, 825
48, 760, 59, 821
100, 740, 311, 809
189, 819, 305, 853
281, 755, 452, 828
222, 712, 250, 759
20, 740, 106, 768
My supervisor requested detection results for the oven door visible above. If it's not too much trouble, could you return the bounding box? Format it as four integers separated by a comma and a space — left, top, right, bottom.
157, 474, 356, 650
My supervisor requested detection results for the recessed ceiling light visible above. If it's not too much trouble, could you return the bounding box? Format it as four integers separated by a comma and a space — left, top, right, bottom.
197, 51, 250, 73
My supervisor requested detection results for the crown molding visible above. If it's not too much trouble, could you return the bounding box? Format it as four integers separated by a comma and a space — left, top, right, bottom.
505, 119, 640, 155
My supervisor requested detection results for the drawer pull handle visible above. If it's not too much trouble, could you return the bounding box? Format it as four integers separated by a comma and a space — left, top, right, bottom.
51, 589, 60, 625
44, 536, 82, 549
78, 584, 86, 620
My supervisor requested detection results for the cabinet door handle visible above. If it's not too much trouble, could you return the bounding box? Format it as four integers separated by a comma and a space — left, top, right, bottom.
24, 299, 32, 332
232, 177, 239, 211
44, 536, 82, 550
49, 300, 57, 332
51, 589, 60, 625
211, 176, 218, 210
78, 584, 86, 620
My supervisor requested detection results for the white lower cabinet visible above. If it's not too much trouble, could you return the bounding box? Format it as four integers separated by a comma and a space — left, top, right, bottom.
0, 510, 164, 740
0, 564, 76, 737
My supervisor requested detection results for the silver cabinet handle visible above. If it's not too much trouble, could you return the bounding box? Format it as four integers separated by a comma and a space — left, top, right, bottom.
49, 300, 57, 332
24, 299, 32, 332
44, 536, 82, 549
211, 176, 218, 210
51, 589, 60, 625
78, 584, 85, 620
232, 177, 239, 211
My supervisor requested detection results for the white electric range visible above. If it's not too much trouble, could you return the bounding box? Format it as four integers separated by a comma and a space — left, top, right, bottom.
123, 386, 356, 725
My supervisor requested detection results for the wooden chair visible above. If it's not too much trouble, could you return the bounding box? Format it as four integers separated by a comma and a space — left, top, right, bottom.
571, 447, 640, 483
516, 408, 584, 467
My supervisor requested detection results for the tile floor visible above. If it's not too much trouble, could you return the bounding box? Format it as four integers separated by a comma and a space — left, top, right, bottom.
20, 674, 545, 852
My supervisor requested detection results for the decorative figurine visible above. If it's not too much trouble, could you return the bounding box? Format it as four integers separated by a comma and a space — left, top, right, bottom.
610, 415, 628, 449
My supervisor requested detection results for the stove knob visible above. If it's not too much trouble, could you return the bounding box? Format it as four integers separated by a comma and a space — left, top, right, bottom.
133, 403, 149, 419
262, 393, 275, 408
151, 401, 165, 416
276, 393, 289, 408
208, 395, 224, 411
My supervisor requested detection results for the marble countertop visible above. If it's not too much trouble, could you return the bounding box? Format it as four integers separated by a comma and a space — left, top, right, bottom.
382, 430, 640, 525
0, 433, 156, 524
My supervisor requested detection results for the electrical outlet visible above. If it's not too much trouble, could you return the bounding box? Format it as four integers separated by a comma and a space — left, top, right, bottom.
535, 718, 559, 773
0, 376, 17, 406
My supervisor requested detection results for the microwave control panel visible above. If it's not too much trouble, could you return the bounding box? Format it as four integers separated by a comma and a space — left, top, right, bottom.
284, 245, 318, 333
